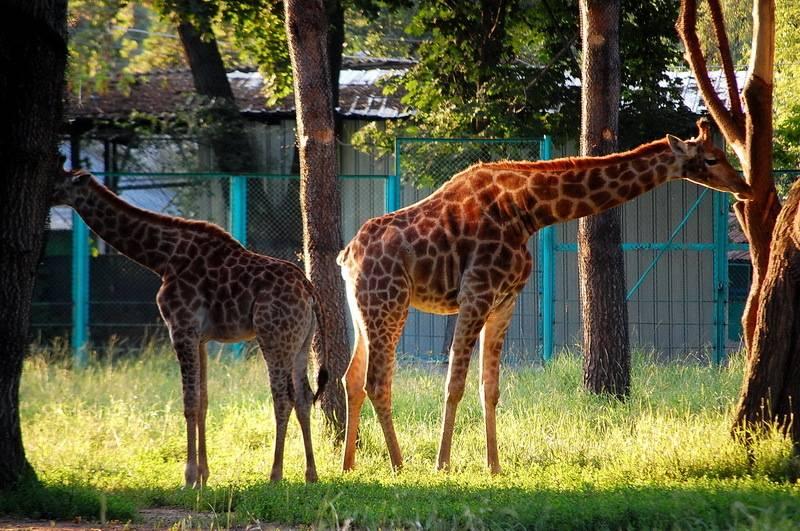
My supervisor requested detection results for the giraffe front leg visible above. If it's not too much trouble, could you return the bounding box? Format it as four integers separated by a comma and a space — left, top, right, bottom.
197, 343, 210, 485
172, 334, 203, 488
479, 295, 517, 475
437, 302, 488, 472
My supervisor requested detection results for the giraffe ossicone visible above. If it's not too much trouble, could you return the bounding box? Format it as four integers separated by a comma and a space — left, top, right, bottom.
338, 120, 751, 474
52, 169, 328, 487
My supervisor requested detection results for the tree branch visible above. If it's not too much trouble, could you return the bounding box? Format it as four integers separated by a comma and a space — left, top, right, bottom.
746, 0, 775, 87
676, 0, 746, 158
707, 0, 745, 128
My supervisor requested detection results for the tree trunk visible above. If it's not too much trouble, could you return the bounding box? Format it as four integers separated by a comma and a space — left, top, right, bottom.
175, 1, 256, 173
577, 0, 630, 398
284, 0, 348, 436
730, 0, 785, 436
0, 0, 68, 488
736, 0, 779, 355
733, 179, 800, 449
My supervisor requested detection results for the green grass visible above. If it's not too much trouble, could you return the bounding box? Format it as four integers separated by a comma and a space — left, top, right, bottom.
7, 341, 800, 529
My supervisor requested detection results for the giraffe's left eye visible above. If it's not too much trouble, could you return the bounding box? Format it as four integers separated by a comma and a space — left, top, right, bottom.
704, 158, 719, 166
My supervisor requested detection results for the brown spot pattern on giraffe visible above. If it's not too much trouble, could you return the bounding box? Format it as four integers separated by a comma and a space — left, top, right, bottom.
52, 172, 325, 487
335, 133, 748, 475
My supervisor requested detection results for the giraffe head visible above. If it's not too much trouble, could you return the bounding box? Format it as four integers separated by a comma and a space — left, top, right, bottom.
666, 119, 751, 200
51, 165, 92, 206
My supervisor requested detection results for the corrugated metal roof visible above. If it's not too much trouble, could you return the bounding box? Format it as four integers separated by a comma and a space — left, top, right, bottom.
66, 57, 411, 121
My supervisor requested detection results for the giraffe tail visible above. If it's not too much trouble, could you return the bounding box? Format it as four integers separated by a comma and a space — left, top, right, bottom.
310, 287, 329, 405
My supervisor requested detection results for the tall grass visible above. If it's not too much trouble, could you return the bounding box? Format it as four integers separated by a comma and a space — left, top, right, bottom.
8, 340, 800, 529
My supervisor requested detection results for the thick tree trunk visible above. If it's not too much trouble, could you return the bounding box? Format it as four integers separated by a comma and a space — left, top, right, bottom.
733, 179, 800, 449
284, 0, 348, 436
176, 1, 256, 173
577, 0, 630, 398
0, 0, 68, 488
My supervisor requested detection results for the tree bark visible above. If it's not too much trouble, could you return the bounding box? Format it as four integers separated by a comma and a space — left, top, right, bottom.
577, 0, 630, 398
676, 0, 789, 446
0, 0, 68, 488
737, 0, 780, 354
733, 179, 800, 449
284, 0, 348, 436
325, 0, 343, 112
175, 0, 256, 173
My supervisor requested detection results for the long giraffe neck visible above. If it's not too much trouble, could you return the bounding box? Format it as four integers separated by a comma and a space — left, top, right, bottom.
71, 178, 185, 275
485, 138, 679, 230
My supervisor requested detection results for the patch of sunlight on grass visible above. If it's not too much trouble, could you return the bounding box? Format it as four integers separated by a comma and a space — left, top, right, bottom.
14, 342, 800, 528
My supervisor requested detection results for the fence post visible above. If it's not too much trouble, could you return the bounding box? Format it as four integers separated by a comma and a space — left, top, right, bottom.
71, 213, 90, 366
386, 139, 402, 213
229, 175, 248, 246
227, 175, 248, 359
537, 136, 555, 362
712, 190, 729, 364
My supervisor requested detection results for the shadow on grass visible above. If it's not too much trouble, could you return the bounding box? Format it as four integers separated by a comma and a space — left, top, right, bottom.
111, 477, 796, 530
228, 478, 800, 529
3, 475, 799, 529
0, 473, 136, 522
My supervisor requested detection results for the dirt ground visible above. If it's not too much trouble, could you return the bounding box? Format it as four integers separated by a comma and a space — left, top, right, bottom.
0, 508, 290, 530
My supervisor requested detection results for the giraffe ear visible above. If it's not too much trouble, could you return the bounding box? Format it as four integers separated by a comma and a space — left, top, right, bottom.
71, 170, 91, 185
666, 135, 689, 157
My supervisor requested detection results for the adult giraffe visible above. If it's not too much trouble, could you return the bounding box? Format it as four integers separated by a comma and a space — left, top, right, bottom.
338, 121, 751, 474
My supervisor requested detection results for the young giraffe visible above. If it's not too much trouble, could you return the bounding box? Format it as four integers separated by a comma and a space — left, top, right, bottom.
52, 168, 328, 486
338, 121, 752, 475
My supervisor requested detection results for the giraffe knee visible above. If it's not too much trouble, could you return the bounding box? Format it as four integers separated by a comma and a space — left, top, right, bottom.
480, 383, 500, 408
344, 369, 367, 402
445, 382, 466, 405
365, 380, 389, 403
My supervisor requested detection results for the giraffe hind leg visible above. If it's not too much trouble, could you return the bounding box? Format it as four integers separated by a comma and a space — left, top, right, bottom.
362, 301, 409, 472
292, 312, 318, 483
258, 337, 294, 483
342, 324, 367, 471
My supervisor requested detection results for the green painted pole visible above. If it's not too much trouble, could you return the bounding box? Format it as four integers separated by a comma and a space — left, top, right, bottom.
387, 139, 402, 213
538, 136, 555, 362
227, 176, 248, 359
229, 176, 248, 246
71, 213, 90, 366
712, 191, 730, 364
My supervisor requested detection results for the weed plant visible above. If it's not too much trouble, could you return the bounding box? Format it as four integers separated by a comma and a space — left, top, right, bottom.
6, 339, 800, 529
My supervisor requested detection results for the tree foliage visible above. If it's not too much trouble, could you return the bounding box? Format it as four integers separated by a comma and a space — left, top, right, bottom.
354, 0, 697, 158
774, 0, 800, 169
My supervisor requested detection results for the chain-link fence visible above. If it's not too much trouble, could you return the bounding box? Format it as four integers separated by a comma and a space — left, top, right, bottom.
33, 139, 800, 364
33, 173, 389, 349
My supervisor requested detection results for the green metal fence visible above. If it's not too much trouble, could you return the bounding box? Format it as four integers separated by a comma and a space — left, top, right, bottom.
34, 142, 799, 365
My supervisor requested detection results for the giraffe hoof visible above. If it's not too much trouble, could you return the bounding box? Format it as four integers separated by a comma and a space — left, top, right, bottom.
269, 470, 283, 483
305, 470, 319, 483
